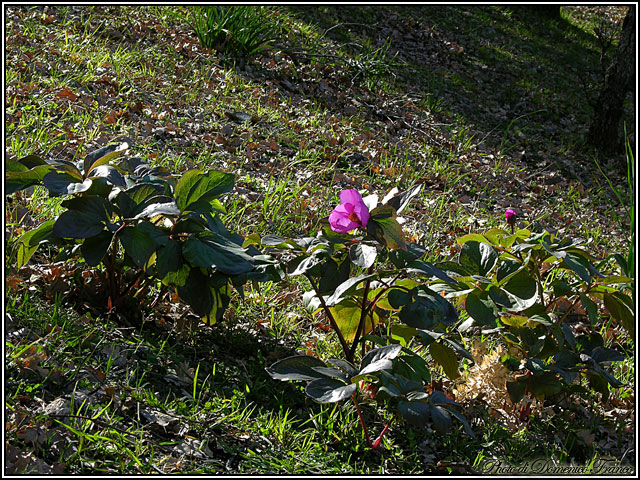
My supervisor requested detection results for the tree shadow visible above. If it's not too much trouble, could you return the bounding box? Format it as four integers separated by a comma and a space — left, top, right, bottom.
263, 5, 633, 180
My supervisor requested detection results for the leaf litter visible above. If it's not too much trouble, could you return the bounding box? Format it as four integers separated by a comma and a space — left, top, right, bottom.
4, 4, 634, 474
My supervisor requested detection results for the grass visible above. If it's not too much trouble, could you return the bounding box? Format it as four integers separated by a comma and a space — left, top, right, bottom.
5, 4, 635, 475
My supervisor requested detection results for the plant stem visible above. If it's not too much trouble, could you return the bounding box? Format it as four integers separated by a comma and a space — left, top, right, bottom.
554, 295, 581, 326
372, 414, 396, 450
350, 265, 374, 361
352, 393, 372, 449
120, 269, 146, 297
305, 273, 351, 359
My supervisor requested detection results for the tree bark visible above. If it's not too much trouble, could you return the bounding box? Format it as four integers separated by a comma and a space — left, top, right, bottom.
586, 6, 635, 155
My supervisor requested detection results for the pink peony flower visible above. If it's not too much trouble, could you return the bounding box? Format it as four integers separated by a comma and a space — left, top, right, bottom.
329, 189, 370, 233
505, 208, 517, 226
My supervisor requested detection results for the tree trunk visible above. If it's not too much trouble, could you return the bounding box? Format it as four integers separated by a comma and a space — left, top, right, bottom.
586, 6, 635, 155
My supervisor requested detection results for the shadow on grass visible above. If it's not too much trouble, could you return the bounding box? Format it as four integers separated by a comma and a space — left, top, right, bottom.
273, 5, 631, 177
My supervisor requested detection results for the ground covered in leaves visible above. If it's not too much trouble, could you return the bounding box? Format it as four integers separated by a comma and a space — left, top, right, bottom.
4, 5, 635, 474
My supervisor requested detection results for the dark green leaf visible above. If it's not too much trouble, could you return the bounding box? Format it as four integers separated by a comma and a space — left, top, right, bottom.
562, 252, 591, 282
416, 329, 443, 346
17, 154, 48, 168
586, 373, 610, 401
443, 338, 474, 363
360, 344, 403, 370
398, 400, 430, 427
459, 241, 498, 276
528, 373, 563, 397
390, 242, 427, 268
387, 288, 412, 309
306, 379, 357, 403
603, 292, 634, 335
496, 258, 525, 285
465, 289, 499, 326
325, 273, 376, 307
52, 211, 105, 239
551, 279, 574, 298
61, 195, 113, 220
355, 358, 394, 378
349, 243, 377, 268
429, 342, 459, 379
318, 257, 351, 295
399, 287, 458, 329
590, 346, 624, 364
175, 169, 234, 211
288, 252, 324, 276
134, 201, 181, 219
311, 366, 350, 382
448, 408, 476, 438
407, 260, 457, 284
5, 164, 56, 194
382, 184, 422, 213
552, 350, 579, 369
88, 165, 127, 188
429, 390, 460, 407
327, 359, 359, 378
84, 142, 128, 177
43, 172, 92, 196
118, 225, 156, 268
265, 355, 328, 382
367, 215, 407, 251
506, 380, 527, 403
14, 220, 55, 268
80, 231, 113, 266
156, 240, 183, 279
503, 268, 538, 305
182, 235, 253, 275
431, 405, 453, 434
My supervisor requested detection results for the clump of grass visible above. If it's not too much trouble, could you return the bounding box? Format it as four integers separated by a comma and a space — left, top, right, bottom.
186, 6, 280, 57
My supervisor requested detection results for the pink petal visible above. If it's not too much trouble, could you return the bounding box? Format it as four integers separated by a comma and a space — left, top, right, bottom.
354, 202, 370, 227
329, 208, 359, 233
340, 189, 363, 206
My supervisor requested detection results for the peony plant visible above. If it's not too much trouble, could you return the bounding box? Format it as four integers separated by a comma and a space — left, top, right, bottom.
252, 185, 475, 449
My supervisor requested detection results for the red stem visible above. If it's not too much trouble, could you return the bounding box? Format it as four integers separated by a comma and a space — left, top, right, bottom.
352, 394, 372, 449
372, 415, 395, 450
